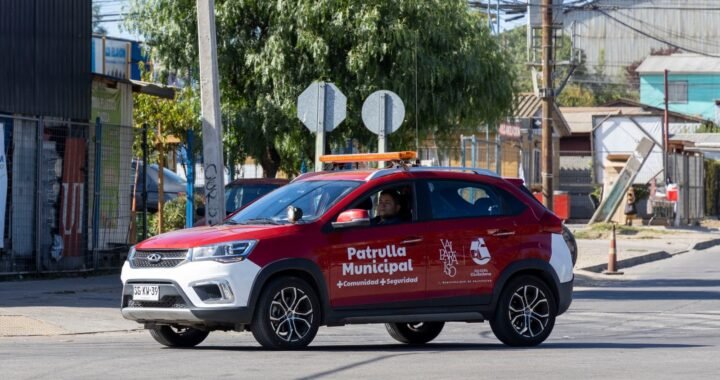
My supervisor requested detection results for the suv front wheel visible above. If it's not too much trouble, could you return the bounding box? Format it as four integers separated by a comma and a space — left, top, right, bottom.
251, 277, 321, 349
490, 276, 556, 347
385, 322, 445, 345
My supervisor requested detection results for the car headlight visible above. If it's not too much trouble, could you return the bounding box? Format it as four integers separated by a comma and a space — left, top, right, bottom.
189, 240, 258, 263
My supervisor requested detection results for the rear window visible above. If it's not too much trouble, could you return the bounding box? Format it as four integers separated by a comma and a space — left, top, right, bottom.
423, 180, 526, 220
225, 184, 282, 212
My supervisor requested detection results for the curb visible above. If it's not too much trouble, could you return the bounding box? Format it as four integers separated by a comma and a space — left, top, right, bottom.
692, 238, 720, 251
580, 250, 684, 273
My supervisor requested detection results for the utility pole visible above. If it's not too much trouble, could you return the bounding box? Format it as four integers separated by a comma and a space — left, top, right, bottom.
196, 0, 226, 225
540, 0, 554, 211
664, 69, 670, 183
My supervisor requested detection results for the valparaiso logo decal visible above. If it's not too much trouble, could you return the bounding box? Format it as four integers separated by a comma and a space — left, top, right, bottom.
439, 239, 458, 277
470, 238, 491, 265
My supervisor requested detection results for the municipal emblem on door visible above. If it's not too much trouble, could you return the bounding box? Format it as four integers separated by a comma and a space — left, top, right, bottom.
470, 238, 491, 265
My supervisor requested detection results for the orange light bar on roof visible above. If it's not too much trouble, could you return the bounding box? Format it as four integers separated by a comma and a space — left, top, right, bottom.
319, 151, 417, 163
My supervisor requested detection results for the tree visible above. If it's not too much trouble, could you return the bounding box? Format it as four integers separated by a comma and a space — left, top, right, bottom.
92, 4, 108, 35
125, 0, 516, 177
132, 66, 200, 233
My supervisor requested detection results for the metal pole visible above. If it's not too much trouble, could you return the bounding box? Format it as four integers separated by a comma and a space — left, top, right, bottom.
142, 123, 148, 240
185, 130, 194, 228
92, 117, 102, 269
541, 0, 555, 211
496, 130, 501, 174
485, 125, 490, 170
471, 135, 477, 169
378, 93, 387, 154
460, 134, 466, 168
314, 82, 327, 171
196, 0, 226, 224
35, 118, 43, 272
664, 69, 670, 184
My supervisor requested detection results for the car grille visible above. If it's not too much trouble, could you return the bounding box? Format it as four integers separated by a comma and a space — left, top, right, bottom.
131, 250, 189, 268
125, 296, 188, 309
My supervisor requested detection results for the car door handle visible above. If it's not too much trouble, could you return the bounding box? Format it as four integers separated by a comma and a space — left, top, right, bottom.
489, 229, 515, 237
401, 237, 423, 244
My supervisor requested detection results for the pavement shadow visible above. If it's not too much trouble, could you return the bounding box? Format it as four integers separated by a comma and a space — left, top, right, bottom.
191, 341, 704, 353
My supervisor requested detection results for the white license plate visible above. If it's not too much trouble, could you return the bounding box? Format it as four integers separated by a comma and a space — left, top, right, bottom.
133, 285, 160, 301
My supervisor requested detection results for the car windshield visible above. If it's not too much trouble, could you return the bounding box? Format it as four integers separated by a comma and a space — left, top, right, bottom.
227, 180, 361, 224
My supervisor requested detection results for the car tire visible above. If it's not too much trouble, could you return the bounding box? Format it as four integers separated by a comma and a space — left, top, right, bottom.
490, 276, 556, 347
251, 277, 321, 350
562, 224, 578, 266
149, 326, 209, 348
385, 322, 444, 345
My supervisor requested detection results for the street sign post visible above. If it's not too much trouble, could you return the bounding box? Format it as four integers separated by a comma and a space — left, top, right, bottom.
298, 82, 346, 171
361, 90, 405, 153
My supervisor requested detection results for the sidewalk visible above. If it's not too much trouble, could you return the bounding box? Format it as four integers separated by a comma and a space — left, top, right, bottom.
0, 275, 138, 337
571, 225, 720, 273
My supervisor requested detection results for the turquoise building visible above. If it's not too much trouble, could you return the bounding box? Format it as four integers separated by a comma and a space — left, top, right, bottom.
637, 53, 720, 123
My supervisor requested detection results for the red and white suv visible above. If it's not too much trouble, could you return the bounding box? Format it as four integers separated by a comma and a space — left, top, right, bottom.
121, 161, 573, 349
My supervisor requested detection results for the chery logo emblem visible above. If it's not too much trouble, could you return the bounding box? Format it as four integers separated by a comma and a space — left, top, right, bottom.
146, 253, 163, 264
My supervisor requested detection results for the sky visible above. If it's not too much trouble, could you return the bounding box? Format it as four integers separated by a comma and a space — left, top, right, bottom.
95, 0, 528, 42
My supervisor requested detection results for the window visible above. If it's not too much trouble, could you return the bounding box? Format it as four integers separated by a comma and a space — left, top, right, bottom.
228, 180, 360, 224
346, 184, 415, 225
424, 180, 526, 220
668, 81, 688, 104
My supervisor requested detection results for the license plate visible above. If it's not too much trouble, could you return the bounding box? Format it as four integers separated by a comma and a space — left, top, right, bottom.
133, 285, 160, 301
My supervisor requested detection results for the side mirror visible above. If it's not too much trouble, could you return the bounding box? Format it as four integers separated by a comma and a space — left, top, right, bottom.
332, 209, 370, 229
287, 206, 303, 224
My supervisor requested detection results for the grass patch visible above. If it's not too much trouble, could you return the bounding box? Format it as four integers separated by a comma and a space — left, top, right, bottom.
573, 223, 673, 240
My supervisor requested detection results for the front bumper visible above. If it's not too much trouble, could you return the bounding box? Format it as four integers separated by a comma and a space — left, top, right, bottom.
120, 258, 260, 326
120, 281, 253, 325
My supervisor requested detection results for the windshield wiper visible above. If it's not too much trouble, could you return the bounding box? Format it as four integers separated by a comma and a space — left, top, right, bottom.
238, 218, 283, 225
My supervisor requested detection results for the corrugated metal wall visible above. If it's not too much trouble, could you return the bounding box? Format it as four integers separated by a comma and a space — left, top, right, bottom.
564, 0, 720, 77
0, 0, 91, 120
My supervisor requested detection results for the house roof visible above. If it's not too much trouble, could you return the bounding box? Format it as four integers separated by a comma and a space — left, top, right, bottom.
560, 99, 710, 134
636, 53, 720, 74
513, 93, 571, 137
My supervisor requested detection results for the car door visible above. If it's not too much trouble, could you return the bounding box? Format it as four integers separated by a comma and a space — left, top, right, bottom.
418, 178, 530, 302
325, 182, 431, 308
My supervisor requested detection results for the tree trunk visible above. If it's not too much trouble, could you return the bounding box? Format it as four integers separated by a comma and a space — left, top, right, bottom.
258, 142, 280, 178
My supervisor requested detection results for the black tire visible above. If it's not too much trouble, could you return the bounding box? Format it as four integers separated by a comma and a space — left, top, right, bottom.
149, 326, 209, 348
251, 277, 321, 350
490, 276, 557, 347
385, 322, 444, 345
562, 224, 578, 266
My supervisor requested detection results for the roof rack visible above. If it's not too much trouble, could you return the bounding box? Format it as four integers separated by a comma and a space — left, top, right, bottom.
366, 166, 499, 181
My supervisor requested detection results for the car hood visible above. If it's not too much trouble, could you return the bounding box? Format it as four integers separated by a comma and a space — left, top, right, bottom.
136, 224, 295, 250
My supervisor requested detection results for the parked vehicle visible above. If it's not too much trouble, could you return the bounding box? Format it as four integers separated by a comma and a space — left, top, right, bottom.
192, 178, 289, 226
131, 161, 187, 212
121, 153, 574, 349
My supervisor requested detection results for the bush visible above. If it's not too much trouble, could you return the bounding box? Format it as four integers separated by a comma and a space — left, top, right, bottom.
149, 194, 205, 235
705, 160, 720, 216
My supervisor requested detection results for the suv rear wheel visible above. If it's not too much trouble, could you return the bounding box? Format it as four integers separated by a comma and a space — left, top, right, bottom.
251, 277, 321, 349
490, 276, 556, 347
385, 322, 444, 345
149, 326, 209, 348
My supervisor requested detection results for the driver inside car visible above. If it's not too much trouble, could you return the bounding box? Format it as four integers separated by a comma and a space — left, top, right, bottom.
372, 189, 403, 225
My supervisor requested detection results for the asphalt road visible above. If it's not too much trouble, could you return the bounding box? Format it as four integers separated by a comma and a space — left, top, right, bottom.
1, 247, 719, 379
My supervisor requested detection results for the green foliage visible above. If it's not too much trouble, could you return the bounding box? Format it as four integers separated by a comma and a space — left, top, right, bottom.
132, 84, 200, 163
705, 160, 720, 216
149, 194, 206, 235
126, 0, 516, 176
695, 122, 720, 133
557, 84, 596, 107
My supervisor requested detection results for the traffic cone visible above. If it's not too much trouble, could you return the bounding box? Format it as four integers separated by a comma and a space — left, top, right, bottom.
603, 223, 624, 275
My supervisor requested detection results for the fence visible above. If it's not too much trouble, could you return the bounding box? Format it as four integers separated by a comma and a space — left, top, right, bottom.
0, 115, 139, 274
